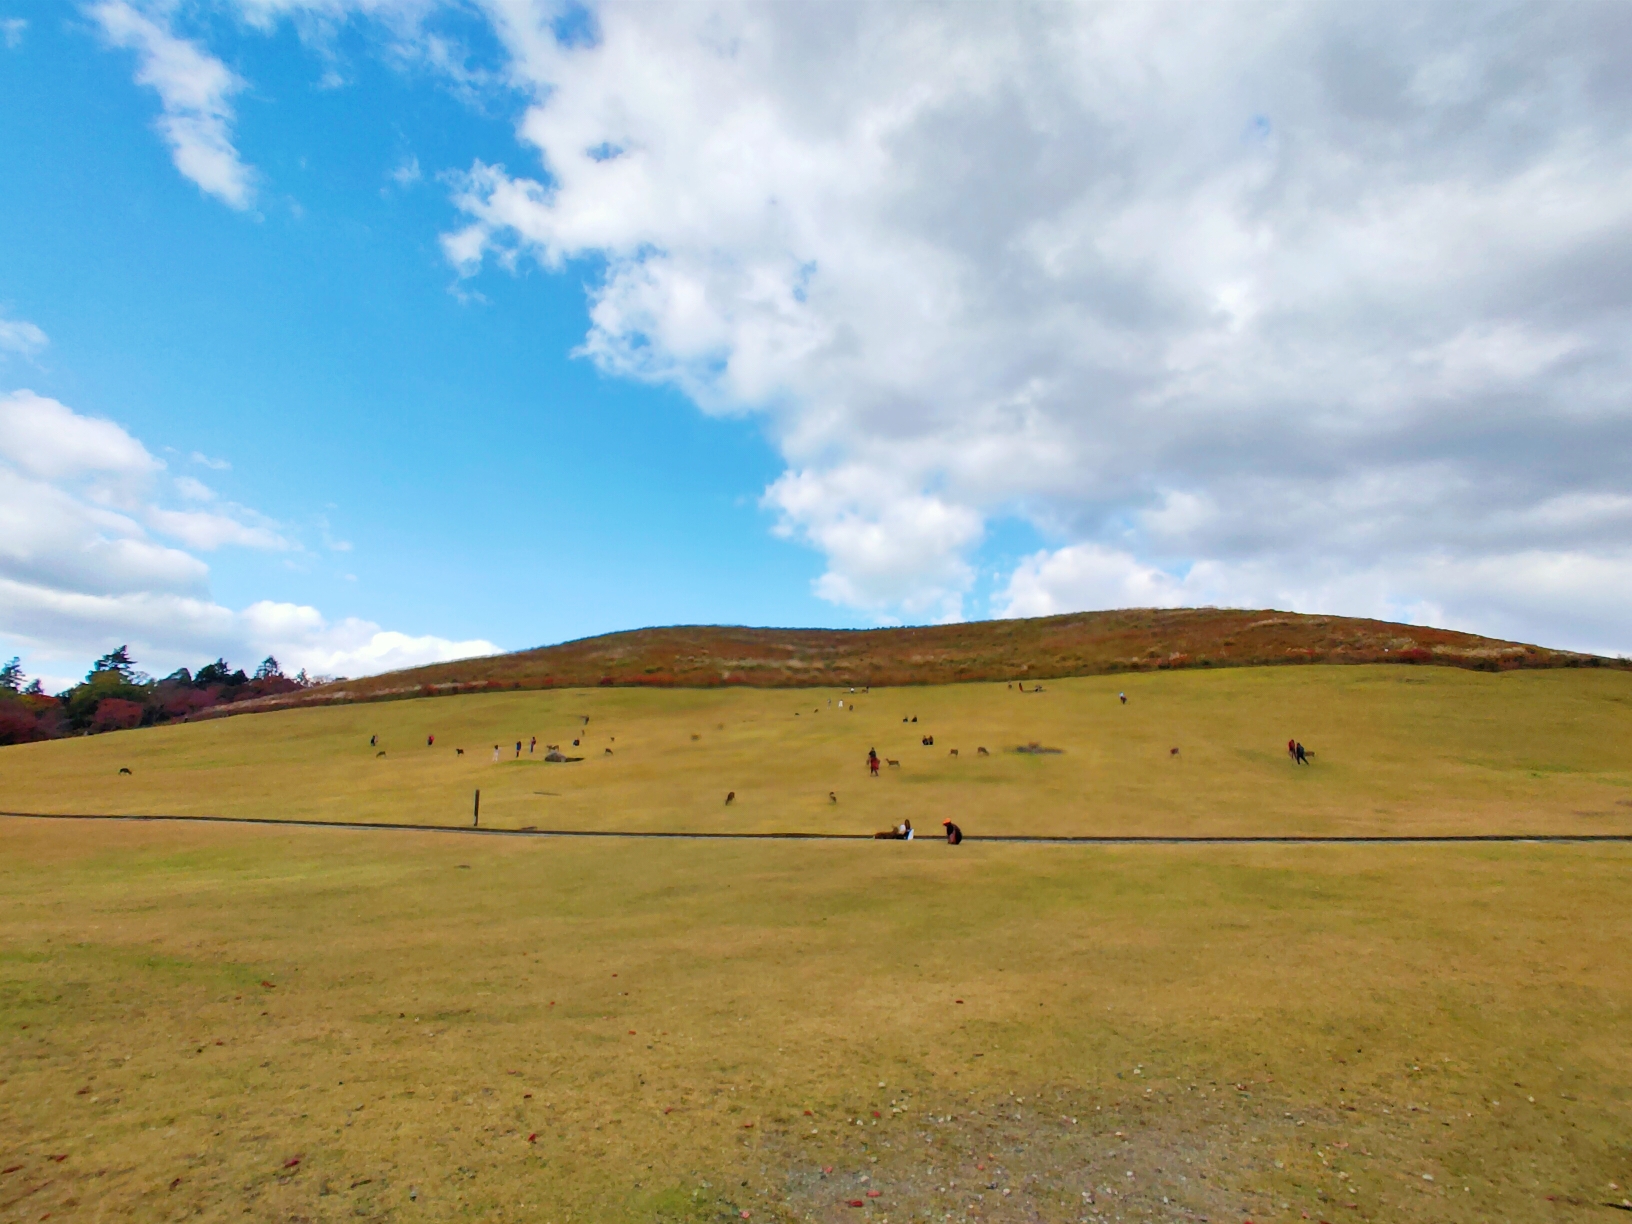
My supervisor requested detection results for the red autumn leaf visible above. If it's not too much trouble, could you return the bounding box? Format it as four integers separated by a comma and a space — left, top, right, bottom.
848, 1200, 865, 1208
283, 1157, 301, 1169
867, 1190, 881, 1198
955, 999, 964, 1004
524, 1093, 533, 1099
260, 981, 275, 989
871, 1110, 880, 1118
169, 1177, 182, 1190
629, 1030, 636, 1035
803, 1110, 813, 1115
49, 1155, 67, 1163
2, 1165, 22, 1175
527, 1133, 537, 1143
742, 1122, 754, 1129
822, 1166, 833, 1174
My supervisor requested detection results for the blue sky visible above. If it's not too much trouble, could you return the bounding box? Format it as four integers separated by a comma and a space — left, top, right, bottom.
3, 3, 1630, 690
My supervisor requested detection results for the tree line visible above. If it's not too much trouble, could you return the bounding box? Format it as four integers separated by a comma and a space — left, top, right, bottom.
0, 648, 331, 745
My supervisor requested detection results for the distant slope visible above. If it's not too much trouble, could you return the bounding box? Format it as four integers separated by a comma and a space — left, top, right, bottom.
210, 608, 1614, 717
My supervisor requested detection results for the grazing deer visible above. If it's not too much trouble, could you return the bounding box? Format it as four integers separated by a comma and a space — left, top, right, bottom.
921, 735, 934, 746
376, 751, 386, 758
118, 766, 132, 775
885, 758, 900, 768
948, 748, 959, 756
725, 791, 735, 805
604, 747, 614, 755
829, 791, 837, 803
1170, 747, 1180, 756
977, 747, 989, 756
455, 748, 464, 756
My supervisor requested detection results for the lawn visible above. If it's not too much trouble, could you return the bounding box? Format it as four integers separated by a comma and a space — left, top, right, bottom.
2, 665, 1630, 1222
2, 665, 1630, 838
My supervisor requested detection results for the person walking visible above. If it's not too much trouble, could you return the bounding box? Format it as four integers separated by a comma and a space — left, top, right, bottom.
492, 744, 500, 762
427, 734, 434, 747
529, 736, 536, 754
868, 748, 880, 777
1295, 741, 1309, 765
515, 740, 522, 758
370, 734, 377, 747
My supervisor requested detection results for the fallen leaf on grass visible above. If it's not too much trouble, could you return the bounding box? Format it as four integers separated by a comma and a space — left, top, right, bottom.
848, 1200, 865, 1208
282, 1157, 301, 1169
169, 1178, 181, 1190
1, 1165, 21, 1175
527, 1134, 537, 1143
867, 1190, 882, 1198
48, 1156, 67, 1164
260, 981, 275, 989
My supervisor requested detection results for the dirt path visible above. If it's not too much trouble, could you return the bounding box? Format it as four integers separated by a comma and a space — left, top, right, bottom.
5, 810, 1631, 844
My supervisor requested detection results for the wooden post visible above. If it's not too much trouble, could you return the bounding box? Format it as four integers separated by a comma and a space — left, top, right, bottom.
473, 789, 480, 827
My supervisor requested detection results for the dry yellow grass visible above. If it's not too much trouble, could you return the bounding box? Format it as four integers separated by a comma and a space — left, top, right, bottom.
3, 665, 1631, 1222
4, 665, 1630, 837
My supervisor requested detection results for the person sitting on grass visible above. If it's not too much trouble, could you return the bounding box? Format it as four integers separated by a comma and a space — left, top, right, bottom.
942, 820, 963, 845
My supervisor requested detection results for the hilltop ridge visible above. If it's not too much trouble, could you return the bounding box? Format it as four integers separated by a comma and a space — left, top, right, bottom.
208, 607, 1611, 718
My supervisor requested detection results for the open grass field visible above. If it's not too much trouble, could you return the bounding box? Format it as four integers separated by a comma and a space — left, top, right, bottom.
4, 664, 1631, 1222
4, 665, 1631, 838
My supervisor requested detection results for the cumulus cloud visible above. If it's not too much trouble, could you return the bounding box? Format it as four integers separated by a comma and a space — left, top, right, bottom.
1, 18, 25, 50
92, 1, 255, 209
0, 389, 495, 681
422, 1, 1632, 653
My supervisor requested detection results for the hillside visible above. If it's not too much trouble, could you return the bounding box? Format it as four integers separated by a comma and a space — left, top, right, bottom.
211, 606, 1611, 717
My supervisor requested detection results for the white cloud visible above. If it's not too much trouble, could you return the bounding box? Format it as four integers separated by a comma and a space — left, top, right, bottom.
1, 18, 25, 50
0, 315, 46, 357
424, 2, 1632, 653
0, 387, 494, 682
172, 474, 216, 501
144, 505, 290, 551
390, 153, 421, 185
0, 389, 158, 482
92, 1, 255, 209
190, 450, 232, 470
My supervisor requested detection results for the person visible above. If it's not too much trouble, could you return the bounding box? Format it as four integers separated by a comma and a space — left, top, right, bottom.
529, 736, 537, 754
942, 819, 962, 845
427, 734, 434, 747
492, 744, 500, 762
894, 818, 913, 839
515, 740, 522, 758
868, 749, 880, 777
1295, 741, 1309, 765
1287, 738, 1297, 760
1119, 692, 1126, 705
370, 734, 377, 747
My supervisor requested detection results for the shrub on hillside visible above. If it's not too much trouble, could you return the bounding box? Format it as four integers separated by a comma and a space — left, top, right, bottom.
89, 697, 146, 733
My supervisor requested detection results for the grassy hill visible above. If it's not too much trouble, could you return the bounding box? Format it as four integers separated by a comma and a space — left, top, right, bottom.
218, 606, 1609, 717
